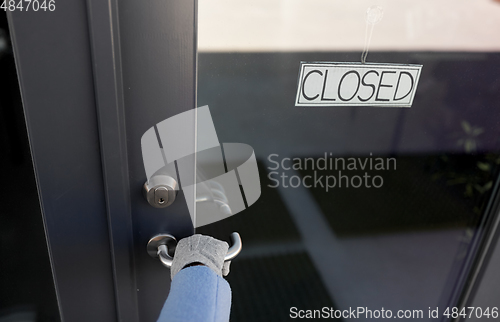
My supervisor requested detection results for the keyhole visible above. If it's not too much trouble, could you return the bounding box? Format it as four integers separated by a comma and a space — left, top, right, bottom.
158, 198, 165, 204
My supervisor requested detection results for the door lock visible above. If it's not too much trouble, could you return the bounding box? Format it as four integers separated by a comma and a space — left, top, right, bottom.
143, 175, 178, 208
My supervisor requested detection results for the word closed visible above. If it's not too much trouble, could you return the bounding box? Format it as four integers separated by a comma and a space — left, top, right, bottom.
295, 62, 422, 107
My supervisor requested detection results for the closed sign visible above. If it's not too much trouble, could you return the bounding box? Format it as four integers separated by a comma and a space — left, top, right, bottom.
295, 62, 422, 107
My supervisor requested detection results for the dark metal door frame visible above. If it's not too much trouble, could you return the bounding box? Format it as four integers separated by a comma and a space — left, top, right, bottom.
459, 189, 500, 321
8, 0, 196, 320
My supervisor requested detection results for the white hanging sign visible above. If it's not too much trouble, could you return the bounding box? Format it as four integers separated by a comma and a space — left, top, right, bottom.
295, 62, 422, 107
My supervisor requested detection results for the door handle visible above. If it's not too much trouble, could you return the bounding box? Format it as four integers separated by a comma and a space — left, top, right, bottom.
222, 232, 243, 261
147, 232, 242, 269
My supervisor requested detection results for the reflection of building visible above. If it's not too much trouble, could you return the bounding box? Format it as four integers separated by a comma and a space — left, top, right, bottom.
199, 0, 500, 52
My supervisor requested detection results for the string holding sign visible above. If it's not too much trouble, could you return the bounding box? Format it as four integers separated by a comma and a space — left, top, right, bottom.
294, 5, 423, 108
361, 6, 384, 64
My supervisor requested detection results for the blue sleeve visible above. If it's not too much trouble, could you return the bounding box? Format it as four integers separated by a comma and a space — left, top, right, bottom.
156, 265, 232, 322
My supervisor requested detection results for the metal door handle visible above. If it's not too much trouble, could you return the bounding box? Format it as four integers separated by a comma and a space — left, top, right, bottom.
147, 232, 242, 269
223, 232, 243, 261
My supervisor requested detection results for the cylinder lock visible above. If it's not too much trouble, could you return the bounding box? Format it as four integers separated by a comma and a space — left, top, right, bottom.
143, 175, 178, 208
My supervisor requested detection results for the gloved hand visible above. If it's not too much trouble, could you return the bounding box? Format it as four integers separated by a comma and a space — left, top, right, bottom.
170, 234, 231, 280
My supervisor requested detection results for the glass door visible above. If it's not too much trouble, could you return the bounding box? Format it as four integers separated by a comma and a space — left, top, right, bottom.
196, 1, 500, 321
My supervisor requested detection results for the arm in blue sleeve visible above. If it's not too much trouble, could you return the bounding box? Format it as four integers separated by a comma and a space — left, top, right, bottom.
156, 265, 232, 322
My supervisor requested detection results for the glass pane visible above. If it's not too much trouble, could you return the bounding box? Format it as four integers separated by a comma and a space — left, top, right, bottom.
196, 1, 500, 321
